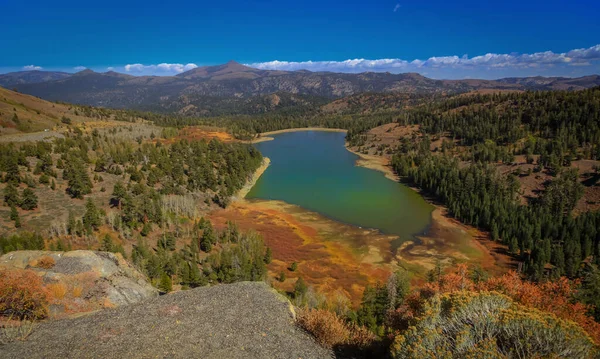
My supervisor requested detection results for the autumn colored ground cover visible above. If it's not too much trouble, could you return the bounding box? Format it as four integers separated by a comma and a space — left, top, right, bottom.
209, 198, 512, 307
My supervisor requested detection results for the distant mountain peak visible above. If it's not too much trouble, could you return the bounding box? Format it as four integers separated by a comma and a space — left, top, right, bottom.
219, 60, 255, 72
74, 69, 95, 76
178, 60, 260, 79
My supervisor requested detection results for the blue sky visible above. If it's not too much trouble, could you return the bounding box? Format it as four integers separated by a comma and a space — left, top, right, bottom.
1, 0, 599, 79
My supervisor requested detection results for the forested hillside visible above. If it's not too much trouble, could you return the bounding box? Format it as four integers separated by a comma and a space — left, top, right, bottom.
373, 88, 600, 282
0, 98, 267, 292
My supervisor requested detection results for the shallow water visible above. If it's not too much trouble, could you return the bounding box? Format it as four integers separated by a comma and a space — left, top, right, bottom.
247, 131, 433, 242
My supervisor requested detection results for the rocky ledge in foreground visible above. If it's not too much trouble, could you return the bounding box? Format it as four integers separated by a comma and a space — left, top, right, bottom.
0, 250, 158, 315
2, 281, 333, 359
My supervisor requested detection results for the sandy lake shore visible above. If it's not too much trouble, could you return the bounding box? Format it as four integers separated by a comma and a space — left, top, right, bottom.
344, 145, 400, 182
345, 141, 513, 274
235, 157, 271, 200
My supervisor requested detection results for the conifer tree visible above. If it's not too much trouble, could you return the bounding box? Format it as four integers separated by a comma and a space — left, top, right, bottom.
83, 198, 102, 231
20, 188, 38, 210
4, 183, 20, 207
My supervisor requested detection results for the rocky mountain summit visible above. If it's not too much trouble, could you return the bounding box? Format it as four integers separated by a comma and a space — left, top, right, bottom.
2, 281, 333, 359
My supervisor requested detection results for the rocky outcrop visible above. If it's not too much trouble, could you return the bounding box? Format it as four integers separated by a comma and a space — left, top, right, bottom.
0, 250, 158, 316
2, 281, 333, 359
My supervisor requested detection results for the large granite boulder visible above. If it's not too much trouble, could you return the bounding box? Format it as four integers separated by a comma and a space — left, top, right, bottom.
2, 281, 333, 359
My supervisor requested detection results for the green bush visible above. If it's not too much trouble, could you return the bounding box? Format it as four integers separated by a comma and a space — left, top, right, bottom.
0, 232, 45, 254
391, 291, 596, 359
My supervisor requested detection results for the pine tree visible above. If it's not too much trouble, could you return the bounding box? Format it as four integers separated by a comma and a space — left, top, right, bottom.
294, 277, 308, 299
159, 273, 172, 293
4, 157, 20, 184
508, 237, 519, 255
14, 213, 21, 228
200, 237, 212, 252
20, 188, 38, 210
9, 205, 18, 221
264, 247, 273, 264
4, 183, 20, 207
158, 233, 176, 251
82, 198, 102, 231
64, 157, 92, 199
140, 222, 152, 237
189, 262, 207, 287
67, 212, 76, 235
111, 181, 126, 209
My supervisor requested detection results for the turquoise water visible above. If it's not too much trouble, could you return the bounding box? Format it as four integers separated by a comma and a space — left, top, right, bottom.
247, 131, 433, 242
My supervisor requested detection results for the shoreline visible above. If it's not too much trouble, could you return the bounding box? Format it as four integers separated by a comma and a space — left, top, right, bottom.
235, 157, 271, 200
344, 141, 511, 274
250, 127, 348, 143
344, 145, 399, 182
236, 127, 511, 276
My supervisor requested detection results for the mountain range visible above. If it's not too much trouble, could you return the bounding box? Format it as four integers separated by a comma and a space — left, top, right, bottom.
0, 70, 71, 87
2, 61, 599, 116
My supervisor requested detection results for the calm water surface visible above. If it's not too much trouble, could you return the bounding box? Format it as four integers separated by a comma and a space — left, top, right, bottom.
247, 131, 433, 242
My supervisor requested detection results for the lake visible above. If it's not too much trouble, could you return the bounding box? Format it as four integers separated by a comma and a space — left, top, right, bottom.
247, 130, 433, 244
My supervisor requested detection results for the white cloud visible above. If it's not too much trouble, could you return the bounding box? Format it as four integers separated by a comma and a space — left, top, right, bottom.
393, 4, 401, 12
61, 44, 599, 79
124, 63, 198, 74
247, 44, 600, 75
23, 65, 42, 71
74, 66, 86, 71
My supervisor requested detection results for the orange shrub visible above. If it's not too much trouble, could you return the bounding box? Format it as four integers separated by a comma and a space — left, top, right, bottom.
0, 269, 51, 320
46, 283, 67, 300
414, 265, 600, 345
32, 256, 55, 269
298, 308, 376, 350
481, 270, 600, 345
72, 285, 83, 298
298, 308, 350, 348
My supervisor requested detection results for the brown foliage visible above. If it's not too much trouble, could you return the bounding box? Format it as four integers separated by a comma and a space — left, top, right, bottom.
402, 265, 600, 345
298, 308, 376, 350
46, 283, 67, 300
482, 270, 600, 345
0, 269, 51, 320
32, 256, 55, 269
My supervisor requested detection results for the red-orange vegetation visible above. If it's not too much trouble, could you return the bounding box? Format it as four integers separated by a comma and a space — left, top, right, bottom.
32, 256, 56, 269
0, 269, 52, 320
411, 265, 600, 344
156, 127, 234, 145
209, 203, 391, 306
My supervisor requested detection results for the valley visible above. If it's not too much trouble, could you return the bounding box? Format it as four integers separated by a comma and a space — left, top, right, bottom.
1, 68, 600, 358
3, 1, 600, 356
